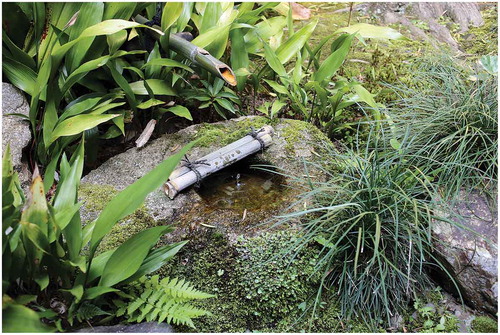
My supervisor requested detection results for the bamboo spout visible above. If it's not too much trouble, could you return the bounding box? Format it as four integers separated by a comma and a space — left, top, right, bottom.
134, 15, 237, 86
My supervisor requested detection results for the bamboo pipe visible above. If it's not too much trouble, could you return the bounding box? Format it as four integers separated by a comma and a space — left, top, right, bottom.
164, 126, 274, 199
134, 14, 237, 86
169, 125, 274, 180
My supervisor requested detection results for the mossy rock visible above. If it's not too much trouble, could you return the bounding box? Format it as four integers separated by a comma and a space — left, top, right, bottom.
80, 116, 333, 249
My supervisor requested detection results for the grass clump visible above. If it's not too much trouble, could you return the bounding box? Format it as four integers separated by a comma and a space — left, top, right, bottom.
472, 316, 498, 333
386, 54, 498, 199
271, 127, 456, 329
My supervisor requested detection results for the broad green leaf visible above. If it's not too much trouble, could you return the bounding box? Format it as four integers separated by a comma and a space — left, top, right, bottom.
141, 58, 193, 72
161, 2, 183, 31
129, 79, 176, 96
271, 100, 287, 118
89, 141, 197, 256
2, 30, 36, 70
2, 302, 51, 332
313, 34, 354, 83
230, 28, 249, 91
60, 93, 112, 121
50, 114, 119, 144
263, 42, 286, 77
21, 222, 50, 255
480, 55, 498, 74
61, 56, 111, 95
107, 62, 137, 110
165, 106, 193, 120
244, 16, 287, 54
275, 19, 317, 64
107, 30, 128, 55
137, 99, 165, 109
82, 287, 120, 300
2, 57, 37, 96
145, 43, 162, 79
192, 23, 233, 58
103, 2, 137, 20
65, 2, 105, 72
122, 241, 187, 284
90, 102, 126, 115
264, 79, 288, 94
86, 248, 116, 283
335, 23, 405, 40
176, 2, 195, 32
53, 203, 82, 231
99, 226, 174, 287
20, 175, 49, 232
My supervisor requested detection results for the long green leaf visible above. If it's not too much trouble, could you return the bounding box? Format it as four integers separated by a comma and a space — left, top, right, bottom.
263, 41, 286, 77
313, 34, 354, 83
129, 79, 176, 96
49, 114, 119, 144
2, 57, 37, 96
122, 241, 187, 284
275, 19, 317, 64
99, 226, 173, 287
88, 141, 197, 256
141, 58, 193, 72
161, 2, 183, 31
65, 2, 104, 72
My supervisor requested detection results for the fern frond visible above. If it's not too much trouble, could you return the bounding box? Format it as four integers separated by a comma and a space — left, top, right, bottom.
76, 301, 110, 322
116, 276, 214, 328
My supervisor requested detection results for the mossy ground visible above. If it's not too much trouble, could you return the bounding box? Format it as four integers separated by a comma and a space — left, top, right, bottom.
79, 183, 158, 254
158, 229, 371, 332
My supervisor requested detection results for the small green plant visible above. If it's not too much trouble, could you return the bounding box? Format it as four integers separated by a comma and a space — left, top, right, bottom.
409, 294, 459, 333
113, 275, 214, 328
182, 78, 241, 119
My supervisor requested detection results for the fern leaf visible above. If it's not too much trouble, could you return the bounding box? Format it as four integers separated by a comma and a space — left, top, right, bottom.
127, 298, 144, 315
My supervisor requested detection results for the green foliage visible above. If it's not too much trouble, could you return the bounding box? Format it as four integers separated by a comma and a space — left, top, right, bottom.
472, 316, 498, 333
270, 127, 461, 328
114, 275, 214, 328
2, 294, 52, 333
386, 54, 498, 199
2, 141, 195, 331
182, 78, 241, 119
403, 288, 460, 333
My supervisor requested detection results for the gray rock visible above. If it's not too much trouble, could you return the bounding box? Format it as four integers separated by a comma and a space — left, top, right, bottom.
432, 190, 498, 314
2, 83, 32, 187
80, 116, 330, 245
75, 322, 175, 333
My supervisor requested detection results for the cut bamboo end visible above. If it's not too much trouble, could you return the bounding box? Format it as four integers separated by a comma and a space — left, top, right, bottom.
219, 66, 237, 86
164, 181, 178, 200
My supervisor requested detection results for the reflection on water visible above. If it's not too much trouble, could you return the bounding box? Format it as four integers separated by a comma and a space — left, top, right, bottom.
197, 161, 287, 210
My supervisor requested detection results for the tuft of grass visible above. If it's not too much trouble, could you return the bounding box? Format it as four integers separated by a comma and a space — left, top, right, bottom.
385, 54, 498, 200
270, 127, 459, 328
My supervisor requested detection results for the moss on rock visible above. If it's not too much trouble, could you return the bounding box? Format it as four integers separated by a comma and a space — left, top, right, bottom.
472, 316, 498, 333
79, 183, 158, 254
158, 229, 350, 332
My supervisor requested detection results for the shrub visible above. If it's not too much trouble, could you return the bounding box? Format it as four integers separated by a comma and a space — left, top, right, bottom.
386, 54, 498, 199
270, 129, 457, 328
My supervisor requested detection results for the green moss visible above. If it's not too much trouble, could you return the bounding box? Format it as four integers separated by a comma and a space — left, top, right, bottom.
159, 229, 346, 332
456, 6, 498, 58
79, 184, 157, 254
280, 119, 331, 156
194, 116, 274, 148
472, 316, 498, 333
